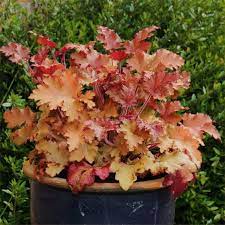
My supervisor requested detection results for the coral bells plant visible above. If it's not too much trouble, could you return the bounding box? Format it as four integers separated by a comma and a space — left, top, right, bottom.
1, 26, 220, 197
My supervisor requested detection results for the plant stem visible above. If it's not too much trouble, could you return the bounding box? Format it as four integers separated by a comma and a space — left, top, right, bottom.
136, 94, 151, 118
0, 70, 19, 106
0, 196, 13, 218
94, 82, 104, 106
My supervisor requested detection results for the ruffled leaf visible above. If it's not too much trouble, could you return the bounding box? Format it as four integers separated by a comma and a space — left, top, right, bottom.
110, 50, 128, 61
94, 165, 110, 180
182, 113, 221, 141
143, 71, 179, 100
163, 169, 195, 198
69, 143, 98, 163
97, 26, 121, 51
149, 49, 184, 71
124, 26, 159, 53
67, 162, 95, 193
157, 101, 188, 124
110, 161, 137, 190
37, 35, 57, 48
4, 107, 36, 145
0, 42, 30, 64
119, 121, 143, 150
4, 107, 35, 128
29, 69, 83, 121
36, 140, 69, 177
85, 118, 119, 142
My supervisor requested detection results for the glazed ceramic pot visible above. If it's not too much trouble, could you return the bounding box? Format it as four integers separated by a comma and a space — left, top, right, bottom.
23, 163, 175, 225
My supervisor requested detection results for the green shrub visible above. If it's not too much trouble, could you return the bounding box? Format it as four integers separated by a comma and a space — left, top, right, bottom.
0, 0, 224, 224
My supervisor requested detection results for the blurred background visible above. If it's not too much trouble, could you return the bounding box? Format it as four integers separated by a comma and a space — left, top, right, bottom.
0, 0, 224, 224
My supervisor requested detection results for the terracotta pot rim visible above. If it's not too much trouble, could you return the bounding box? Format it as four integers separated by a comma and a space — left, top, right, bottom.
23, 162, 165, 193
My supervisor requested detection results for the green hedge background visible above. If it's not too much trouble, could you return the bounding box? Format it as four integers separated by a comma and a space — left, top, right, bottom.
0, 0, 224, 224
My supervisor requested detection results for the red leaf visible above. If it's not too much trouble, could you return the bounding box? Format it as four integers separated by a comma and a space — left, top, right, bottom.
110, 50, 128, 61
30, 47, 49, 65
125, 40, 150, 55
60, 43, 77, 53
67, 163, 110, 192
136, 118, 164, 141
85, 119, 119, 142
86, 51, 110, 70
163, 169, 195, 198
143, 71, 179, 100
94, 165, 110, 180
107, 83, 138, 108
37, 36, 57, 48
34, 62, 65, 74
67, 162, 95, 193
124, 26, 159, 53
30, 59, 65, 83
72, 49, 111, 71
97, 26, 121, 51
157, 101, 188, 124
106, 71, 140, 107
55, 43, 79, 61
146, 98, 158, 110
0, 42, 30, 64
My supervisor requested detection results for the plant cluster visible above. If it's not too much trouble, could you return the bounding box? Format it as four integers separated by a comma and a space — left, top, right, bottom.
1, 26, 220, 196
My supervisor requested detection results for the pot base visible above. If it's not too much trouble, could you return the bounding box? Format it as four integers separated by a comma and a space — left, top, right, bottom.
30, 180, 175, 225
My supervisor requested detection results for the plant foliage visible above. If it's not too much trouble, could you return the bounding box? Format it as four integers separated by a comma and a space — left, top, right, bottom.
0, 0, 224, 224
2, 26, 220, 197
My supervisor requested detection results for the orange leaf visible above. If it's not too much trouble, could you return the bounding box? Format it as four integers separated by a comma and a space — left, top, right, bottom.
11, 124, 34, 145
163, 125, 202, 166
45, 163, 64, 177
79, 91, 95, 109
69, 143, 97, 163
127, 51, 151, 73
29, 69, 83, 121
150, 49, 184, 71
4, 107, 35, 145
36, 140, 69, 177
4, 107, 35, 128
100, 100, 118, 118
64, 123, 84, 152
36, 140, 69, 166
182, 113, 221, 141
119, 121, 143, 151
158, 150, 199, 173
110, 161, 137, 190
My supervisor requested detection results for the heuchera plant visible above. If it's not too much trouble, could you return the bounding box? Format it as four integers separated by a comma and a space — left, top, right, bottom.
1, 26, 220, 197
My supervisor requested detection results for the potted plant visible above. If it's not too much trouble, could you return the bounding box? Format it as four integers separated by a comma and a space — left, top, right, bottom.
0, 26, 220, 225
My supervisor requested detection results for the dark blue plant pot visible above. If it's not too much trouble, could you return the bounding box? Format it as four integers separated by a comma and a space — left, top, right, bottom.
30, 180, 175, 225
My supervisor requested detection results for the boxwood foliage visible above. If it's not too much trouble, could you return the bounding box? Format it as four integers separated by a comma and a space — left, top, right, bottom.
0, 0, 224, 224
